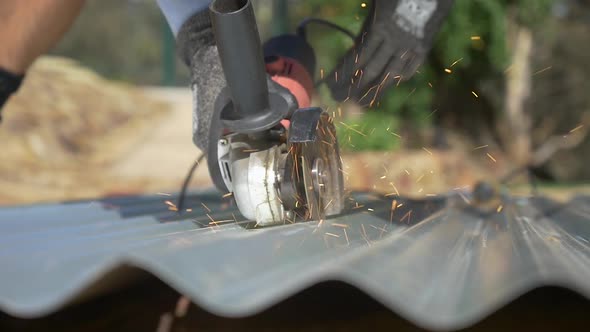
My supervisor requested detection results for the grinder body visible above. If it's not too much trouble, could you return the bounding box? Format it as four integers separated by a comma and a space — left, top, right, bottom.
208, 0, 344, 226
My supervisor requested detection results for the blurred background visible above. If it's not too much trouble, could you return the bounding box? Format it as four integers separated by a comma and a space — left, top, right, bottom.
1, 0, 589, 204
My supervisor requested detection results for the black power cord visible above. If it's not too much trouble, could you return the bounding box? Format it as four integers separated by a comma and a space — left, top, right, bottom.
176, 154, 206, 213
296, 18, 356, 86
296, 18, 356, 41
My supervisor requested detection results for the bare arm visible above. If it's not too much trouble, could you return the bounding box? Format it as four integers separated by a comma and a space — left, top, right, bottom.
0, 0, 85, 74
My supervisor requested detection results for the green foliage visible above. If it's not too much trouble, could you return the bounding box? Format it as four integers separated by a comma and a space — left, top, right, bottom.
376, 65, 435, 127
51, 0, 189, 85
295, 0, 554, 151
436, 0, 509, 71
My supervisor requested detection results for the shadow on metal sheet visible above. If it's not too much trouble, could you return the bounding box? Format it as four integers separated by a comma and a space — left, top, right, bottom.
1, 276, 589, 332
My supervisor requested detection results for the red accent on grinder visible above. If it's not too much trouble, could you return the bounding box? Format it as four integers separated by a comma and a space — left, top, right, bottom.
265, 56, 314, 109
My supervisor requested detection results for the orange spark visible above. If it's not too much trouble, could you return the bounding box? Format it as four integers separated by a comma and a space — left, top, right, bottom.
201, 203, 211, 213
339, 122, 367, 136
388, 129, 402, 138
450, 58, 463, 67
570, 124, 584, 133
370, 224, 388, 235
332, 223, 349, 228
358, 84, 379, 102
400, 210, 412, 223
206, 214, 217, 225
390, 199, 398, 222
389, 182, 400, 196
472, 91, 479, 98
486, 153, 497, 162
360, 224, 371, 245
426, 109, 438, 118
164, 200, 178, 212
533, 66, 552, 76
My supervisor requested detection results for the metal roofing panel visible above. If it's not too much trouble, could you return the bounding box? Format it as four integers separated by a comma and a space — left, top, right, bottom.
0, 190, 589, 331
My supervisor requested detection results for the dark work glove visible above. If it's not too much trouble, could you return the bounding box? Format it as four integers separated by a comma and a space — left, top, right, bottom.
328, 0, 454, 105
0, 67, 24, 122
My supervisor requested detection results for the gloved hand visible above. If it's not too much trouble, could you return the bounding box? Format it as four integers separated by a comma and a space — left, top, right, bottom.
328, 0, 454, 105
176, 9, 297, 153
176, 9, 226, 152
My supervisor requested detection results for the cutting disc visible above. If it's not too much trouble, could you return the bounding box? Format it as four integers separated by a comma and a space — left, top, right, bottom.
281, 108, 344, 221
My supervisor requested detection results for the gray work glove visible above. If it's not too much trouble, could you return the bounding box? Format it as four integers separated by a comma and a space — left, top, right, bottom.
176, 9, 226, 152
328, 0, 454, 104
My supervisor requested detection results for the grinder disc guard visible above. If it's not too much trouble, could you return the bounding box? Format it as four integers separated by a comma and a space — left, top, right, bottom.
281, 108, 344, 222
216, 108, 344, 226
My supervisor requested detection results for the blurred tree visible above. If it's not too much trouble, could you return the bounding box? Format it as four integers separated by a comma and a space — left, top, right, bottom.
400, 0, 553, 148
51, 0, 189, 85
292, 0, 554, 151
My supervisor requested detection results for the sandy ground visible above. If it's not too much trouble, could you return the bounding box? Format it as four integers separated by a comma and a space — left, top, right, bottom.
109, 87, 212, 189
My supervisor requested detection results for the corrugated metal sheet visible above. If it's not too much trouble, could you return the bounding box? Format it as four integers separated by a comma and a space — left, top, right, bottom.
0, 190, 589, 331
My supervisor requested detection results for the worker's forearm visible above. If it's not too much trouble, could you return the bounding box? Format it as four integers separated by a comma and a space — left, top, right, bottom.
156, 0, 211, 36
0, 0, 85, 74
